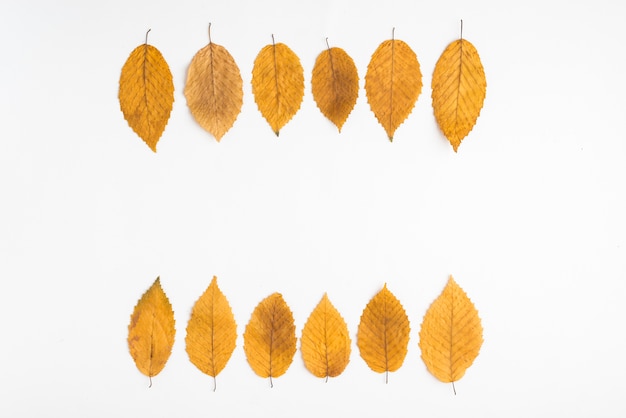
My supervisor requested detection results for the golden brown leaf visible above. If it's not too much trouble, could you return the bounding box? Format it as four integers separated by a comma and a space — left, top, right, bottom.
311, 45, 359, 132
119, 33, 174, 152
357, 284, 410, 380
431, 38, 486, 152
243, 292, 296, 385
185, 276, 237, 389
127, 277, 175, 384
419, 276, 483, 387
251, 41, 304, 135
301, 293, 351, 379
365, 37, 422, 141
184, 28, 243, 141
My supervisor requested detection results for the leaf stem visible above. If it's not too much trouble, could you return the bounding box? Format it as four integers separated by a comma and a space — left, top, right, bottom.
208, 22, 212, 43
145, 28, 151, 45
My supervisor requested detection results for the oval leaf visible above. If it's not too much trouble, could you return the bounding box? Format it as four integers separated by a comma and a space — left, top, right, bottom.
184, 33, 243, 141
185, 276, 237, 388
119, 38, 174, 152
418, 276, 483, 385
243, 293, 296, 385
301, 293, 351, 379
357, 284, 410, 380
127, 277, 175, 382
311, 46, 359, 132
251, 42, 304, 136
365, 38, 422, 141
431, 38, 486, 152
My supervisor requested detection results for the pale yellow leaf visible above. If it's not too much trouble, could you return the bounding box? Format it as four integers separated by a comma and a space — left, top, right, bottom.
419, 276, 483, 387
185, 276, 237, 389
431, 38, 486, 151
251, 41, 304, 135
119, 33, 174, 152
184, 28, 243, 141
311, 46, 359, 132
243, 293, 296, 386
357, 284, 410, 380
301, 293, 351, 379
365, 37, 422, 141
127, 277, 175, 384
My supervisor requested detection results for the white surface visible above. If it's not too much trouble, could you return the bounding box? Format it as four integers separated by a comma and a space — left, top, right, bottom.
1, 0, 625, 416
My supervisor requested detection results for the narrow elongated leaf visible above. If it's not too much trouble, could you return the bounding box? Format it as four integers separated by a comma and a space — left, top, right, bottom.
127, 277, 175, 384
301, 293, 351, 379
185, 276, 237, 389
243, 293, 296, 385
419, 276, 483, 387
311, 45, 359, 132
184, 28, 243, 141
365, 37, 422, 141
431, 38, 486, 151
357, 284, 410, 380
251, 41, 304, 135
119, 33, 174, 152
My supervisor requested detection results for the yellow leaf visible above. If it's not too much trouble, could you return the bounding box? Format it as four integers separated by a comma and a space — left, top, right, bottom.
127, 277, 175, 384
418, 276, 483, 387
243, 292, 296, 386
431, 38, 486, 152
251, 40, 304, 136
357, 284, 410, 380
185, 276, 237, 390
311, 45, 359, 132
118, 31, 174, 152
365, 36, 422, 141
301, 293, 351, 379
184, 26, 243, 141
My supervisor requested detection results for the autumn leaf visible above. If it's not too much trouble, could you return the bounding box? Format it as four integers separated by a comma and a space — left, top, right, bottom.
301, 293, 351, 379
251, 38, 304, 135
431, 33, 486, 152
311, 43, 359, 132
418, 276, 483, 391
243, 293, 296, 386
357, 284, 410, 381
365, 33, 422, 141
127, 277, 175, 385
185, 276, 237, 390
119, 30, 174, 152
184, 25, 243, 141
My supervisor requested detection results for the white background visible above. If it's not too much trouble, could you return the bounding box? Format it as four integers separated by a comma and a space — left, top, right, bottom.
1, 0, 625, 416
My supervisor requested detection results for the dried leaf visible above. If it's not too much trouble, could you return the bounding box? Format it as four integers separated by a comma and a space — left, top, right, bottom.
127, 277, 175, 383
184, 28, 243, 141
301, 293, 351, 379
243, 293, 296, 385
419, 276, 483, 387
119, 33, 174, 152
311, 45, 359, 132
431, 38, 486, 151
365, 37, 422, 141
185, 276, 237, 389
251, 41, 304, 135
357, 284, 410, 380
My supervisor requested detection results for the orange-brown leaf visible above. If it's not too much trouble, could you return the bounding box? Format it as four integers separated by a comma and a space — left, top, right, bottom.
431, 39, 486, 152
243, 293, 296, 383
119, 39, 174, 152
301, 293, 351, 379
184, 35, 243, 141
311, 46, 359, 132
251, 42, 304, 135
127, 277, 175, 380
418, 276, 483, 384
185, 276, 237, 386
357, 284, 410, 378
365, 38, 422, 141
